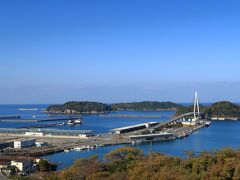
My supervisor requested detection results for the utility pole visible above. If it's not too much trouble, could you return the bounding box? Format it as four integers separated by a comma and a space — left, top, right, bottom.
148, 141, 152, 180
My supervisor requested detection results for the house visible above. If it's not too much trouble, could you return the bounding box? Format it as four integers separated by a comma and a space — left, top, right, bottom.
11, 160, 32, 173
0, 157, 42, 176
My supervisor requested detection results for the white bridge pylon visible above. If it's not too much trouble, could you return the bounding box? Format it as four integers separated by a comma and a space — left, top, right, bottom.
193, 92, 200, 119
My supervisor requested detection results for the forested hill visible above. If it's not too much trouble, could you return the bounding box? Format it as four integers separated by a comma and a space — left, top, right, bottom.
46, 101, 113, 114
46, 101, 182, 114
175, 101, 240, 119
111, 101, 182, 111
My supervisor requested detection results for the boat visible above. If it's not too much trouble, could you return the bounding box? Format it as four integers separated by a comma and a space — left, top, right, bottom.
73, 147, 82, 151
95, 144, 103, 147
74, 119, 83, 124
64, 149, 70, 153
205, 121, 211, 127
59, 122, 65, 126
67, 120, 74, 125
90, 145, 96, 149
67, 118, 83, 125
73, 146, 87, 151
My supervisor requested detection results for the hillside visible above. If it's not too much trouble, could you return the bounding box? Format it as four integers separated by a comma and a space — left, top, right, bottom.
175, 101, 240, 120
45, 147, 240, 180
111, 101, 182, 111
46, 101, 113, 114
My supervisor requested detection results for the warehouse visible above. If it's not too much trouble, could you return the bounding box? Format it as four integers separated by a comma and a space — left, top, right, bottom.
14, 139, 36, 149
111, 122, 159, 134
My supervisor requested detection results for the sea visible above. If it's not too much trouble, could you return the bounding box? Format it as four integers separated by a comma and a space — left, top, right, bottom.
0, 104, 240, 170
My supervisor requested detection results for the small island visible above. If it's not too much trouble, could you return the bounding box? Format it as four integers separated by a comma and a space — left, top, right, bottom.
175, 101, 240, 120
46, 101, 114, 114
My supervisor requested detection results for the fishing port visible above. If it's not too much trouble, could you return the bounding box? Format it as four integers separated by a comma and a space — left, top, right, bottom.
0, 92, 216, 178
0, 93, 211, 158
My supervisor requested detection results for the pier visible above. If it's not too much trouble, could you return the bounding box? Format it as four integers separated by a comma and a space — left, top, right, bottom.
19, 123, 62, 129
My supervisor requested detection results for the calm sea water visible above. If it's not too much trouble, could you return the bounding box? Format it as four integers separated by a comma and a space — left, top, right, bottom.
0, 104, 240, 170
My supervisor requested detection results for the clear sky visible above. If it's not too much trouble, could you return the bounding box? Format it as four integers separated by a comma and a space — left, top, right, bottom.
1, 0, 240, 104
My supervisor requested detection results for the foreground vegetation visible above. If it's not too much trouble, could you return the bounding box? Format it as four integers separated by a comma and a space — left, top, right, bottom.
176, 101, 240, 119
21, 147, 240, 180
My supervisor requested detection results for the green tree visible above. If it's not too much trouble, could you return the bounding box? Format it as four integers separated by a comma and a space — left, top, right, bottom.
38, 159, 57, 172
105, 147, 143, 173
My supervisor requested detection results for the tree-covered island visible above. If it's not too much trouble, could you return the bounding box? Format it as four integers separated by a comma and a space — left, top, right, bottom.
175, 101, 240, 120
46, 101, 182, 114
111, 101, 182, 111
46, 101, 113, 114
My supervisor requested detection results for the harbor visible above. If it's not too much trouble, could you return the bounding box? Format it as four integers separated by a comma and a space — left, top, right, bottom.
0, 123, 208, 158
0, 93, 211, 160
0, 94, 238, 171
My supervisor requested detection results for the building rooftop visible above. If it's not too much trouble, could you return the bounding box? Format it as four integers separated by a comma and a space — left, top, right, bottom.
112, 122, 158, 131
129, 133, 173, 138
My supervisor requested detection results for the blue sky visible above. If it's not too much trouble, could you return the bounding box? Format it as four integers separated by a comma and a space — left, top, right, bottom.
1, 0, 240, 104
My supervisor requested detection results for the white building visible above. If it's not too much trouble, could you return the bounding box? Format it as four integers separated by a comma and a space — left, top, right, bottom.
11, 160, 31, 172
25, 132, 44, 136
14, 139, 36, 149
182, 121, 197, 126
35, 141, 47, 147
111, 122, 158, 135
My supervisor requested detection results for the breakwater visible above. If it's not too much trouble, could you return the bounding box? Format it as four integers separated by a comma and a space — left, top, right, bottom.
0, 116, 21, 119
0, 117, 80, 123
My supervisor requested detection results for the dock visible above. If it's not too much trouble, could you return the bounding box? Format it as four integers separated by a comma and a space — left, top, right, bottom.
0, 133, 130, 157
19, 123, 62, 129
